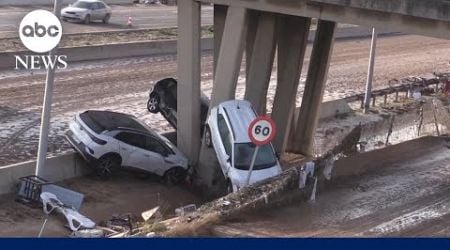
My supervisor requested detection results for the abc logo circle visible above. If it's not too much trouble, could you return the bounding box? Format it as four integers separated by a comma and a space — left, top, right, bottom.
19, 10, 62, 53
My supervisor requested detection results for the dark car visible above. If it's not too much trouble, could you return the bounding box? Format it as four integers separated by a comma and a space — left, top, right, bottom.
147, 78, 210, 133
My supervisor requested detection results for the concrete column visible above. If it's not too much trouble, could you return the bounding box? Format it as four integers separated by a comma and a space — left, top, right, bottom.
244, 12, 277, 114
210, 6, 248, 106
196, 7, 249, 194
177, 0, 201, 165
213, 5, 227, 75
291, 20, 336, 157
245, 10, 258, 86
271, 16, 311, 154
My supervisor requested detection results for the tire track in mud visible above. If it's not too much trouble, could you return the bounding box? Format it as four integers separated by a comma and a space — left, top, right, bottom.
0, 118, 40, 155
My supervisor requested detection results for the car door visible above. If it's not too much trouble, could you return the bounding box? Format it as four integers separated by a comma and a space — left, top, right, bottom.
115, 132, 164, 173
90, 3, 101, 19
140, 136, 172, 175
115, 132, 143, 166
96, 2, 108, 19
216, 112, 233, 174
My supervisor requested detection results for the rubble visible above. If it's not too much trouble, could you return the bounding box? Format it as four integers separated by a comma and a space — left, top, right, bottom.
40, 192, 95, 232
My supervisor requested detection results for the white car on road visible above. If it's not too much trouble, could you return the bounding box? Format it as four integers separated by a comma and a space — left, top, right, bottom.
204, 100, 282, 193
65, 110, 189, 184
61, 0, 112, 24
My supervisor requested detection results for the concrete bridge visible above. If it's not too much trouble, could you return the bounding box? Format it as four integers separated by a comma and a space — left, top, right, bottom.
176, 0, 450, 193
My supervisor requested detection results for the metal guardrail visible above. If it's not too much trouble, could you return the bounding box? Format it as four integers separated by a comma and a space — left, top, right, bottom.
343, 73, 448, 108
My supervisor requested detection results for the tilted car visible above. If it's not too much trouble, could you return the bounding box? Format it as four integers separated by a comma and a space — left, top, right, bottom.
61, 0, 112, 24
204, 100, 282, 193
65, 110, 189, 183
147, 78, 210, 133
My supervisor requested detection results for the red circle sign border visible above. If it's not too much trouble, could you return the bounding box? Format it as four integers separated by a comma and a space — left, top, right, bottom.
247, 115, 277, 146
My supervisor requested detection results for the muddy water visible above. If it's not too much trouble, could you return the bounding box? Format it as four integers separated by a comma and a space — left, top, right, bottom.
215, 136, 450, 236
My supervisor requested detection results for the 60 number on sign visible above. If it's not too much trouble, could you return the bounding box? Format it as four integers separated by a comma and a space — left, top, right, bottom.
248, 116, 276, 146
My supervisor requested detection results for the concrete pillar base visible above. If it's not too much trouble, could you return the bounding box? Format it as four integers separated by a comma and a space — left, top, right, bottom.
290, 20, 337, 157
271, 15, 311, 154
195, 6, 249, 192
177, 0, 201, 165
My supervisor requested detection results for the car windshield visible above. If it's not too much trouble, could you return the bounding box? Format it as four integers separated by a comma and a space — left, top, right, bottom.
73, 1, 92, 9
234, 143, 277, 170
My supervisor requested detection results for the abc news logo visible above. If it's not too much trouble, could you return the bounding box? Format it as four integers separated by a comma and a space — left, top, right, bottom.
15, 10, 67, 70
22, 22, 60, 38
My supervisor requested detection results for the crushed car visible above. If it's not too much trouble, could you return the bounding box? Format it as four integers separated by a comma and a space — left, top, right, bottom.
65, 110, 189, 184
147, 78, 210, 134
205, 100, 282, 193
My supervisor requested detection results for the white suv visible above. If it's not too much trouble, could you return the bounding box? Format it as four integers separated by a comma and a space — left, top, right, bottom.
65, 110, 189, 183
205, 100, 282, 193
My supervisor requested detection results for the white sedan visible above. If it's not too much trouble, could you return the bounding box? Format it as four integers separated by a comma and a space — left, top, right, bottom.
61, 0, 112, 24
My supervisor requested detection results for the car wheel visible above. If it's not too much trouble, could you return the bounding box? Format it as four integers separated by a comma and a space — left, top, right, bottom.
96, 154, 121, 177
103, 14, 111, 24
204, 126, 212, 148
164, 167, 187, 185
147, 94, 160, 113
84, 14, 91, 24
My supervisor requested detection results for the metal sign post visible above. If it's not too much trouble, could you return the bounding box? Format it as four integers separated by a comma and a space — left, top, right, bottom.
245, 146, 260, 186
246, 116, 276, 186
35, 0, 62, 177
363, 27, 378, 113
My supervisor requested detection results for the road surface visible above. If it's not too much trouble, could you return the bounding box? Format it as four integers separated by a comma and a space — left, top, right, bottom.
0, 4, 213, 38
0, 34, 449, 167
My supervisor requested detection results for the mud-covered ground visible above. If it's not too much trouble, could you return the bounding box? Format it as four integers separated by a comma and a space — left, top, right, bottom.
1, 136, 448, 237
212, 136, 450, 237
0, 173, 202, 236
0, 34, 449, 166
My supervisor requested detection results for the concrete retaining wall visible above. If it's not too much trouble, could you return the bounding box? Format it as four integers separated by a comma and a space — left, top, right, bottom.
332, 136, 444, 179
0, 0, 133, 6
0, 38, 213, 70
318, 99, 353, 120
0, 152, 90, 195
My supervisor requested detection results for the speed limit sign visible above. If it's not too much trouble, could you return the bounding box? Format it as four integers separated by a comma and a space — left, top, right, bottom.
248, 116, 276, 146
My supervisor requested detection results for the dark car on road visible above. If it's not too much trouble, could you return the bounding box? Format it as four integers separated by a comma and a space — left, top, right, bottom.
147, 78, 210, 133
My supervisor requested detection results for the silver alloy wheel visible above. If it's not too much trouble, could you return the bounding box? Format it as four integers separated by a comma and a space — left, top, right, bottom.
147, 96, 159, 113
97, 156, 118, 177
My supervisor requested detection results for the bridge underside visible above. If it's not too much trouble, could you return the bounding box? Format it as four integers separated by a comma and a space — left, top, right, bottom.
177, 0, 450, 193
